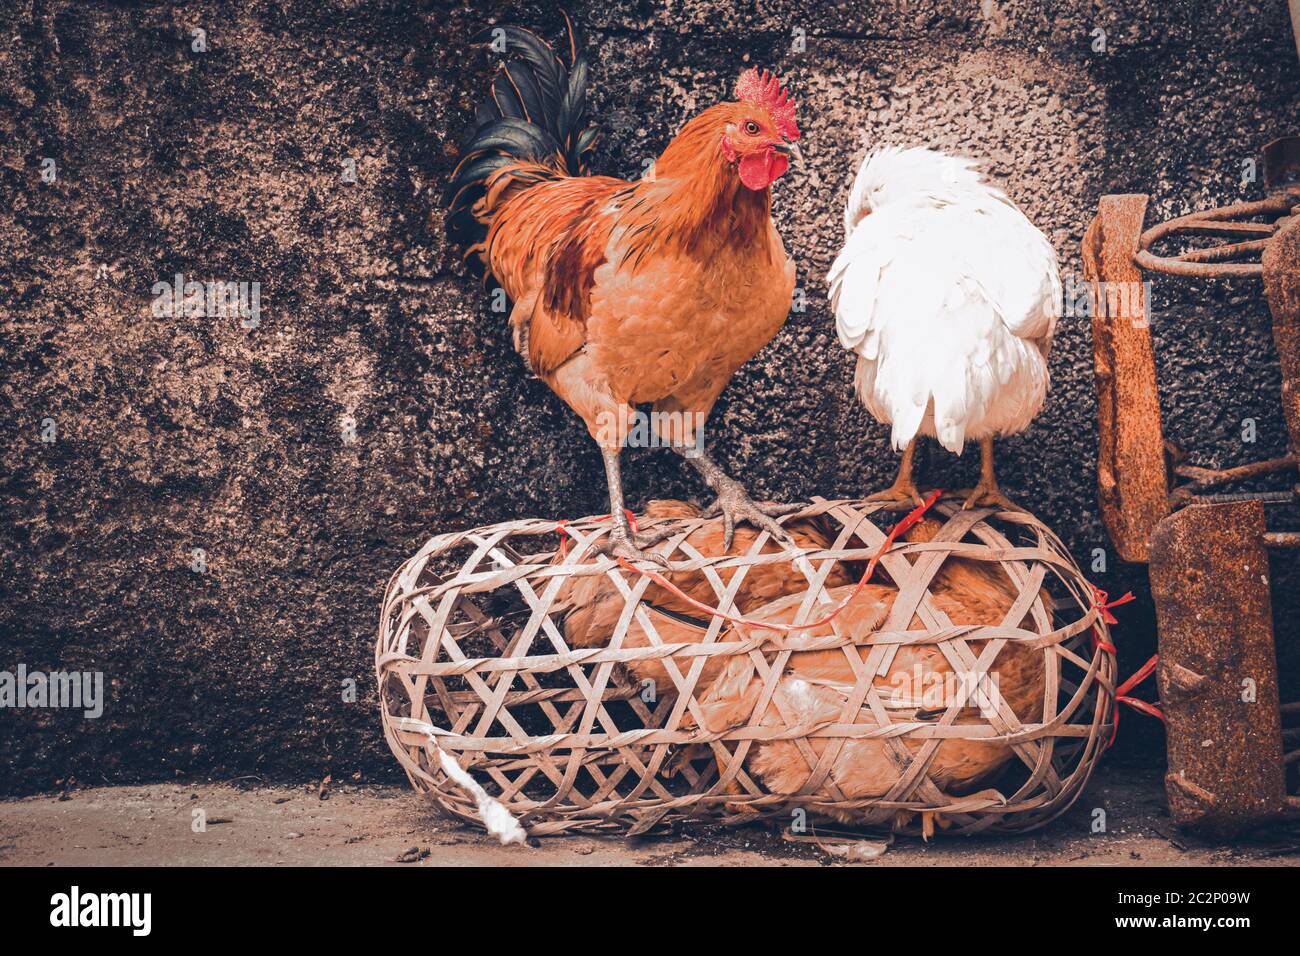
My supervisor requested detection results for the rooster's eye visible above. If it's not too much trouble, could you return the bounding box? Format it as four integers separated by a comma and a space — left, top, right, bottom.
744, 121, 760, 135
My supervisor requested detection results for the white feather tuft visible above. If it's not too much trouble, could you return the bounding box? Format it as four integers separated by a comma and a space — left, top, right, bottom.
437, 748, 529, 846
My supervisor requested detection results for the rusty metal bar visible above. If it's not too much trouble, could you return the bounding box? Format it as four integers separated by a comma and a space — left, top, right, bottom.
1150, 500, 1288, 836
1265, 532, 1300, 548
1084, 195, 1170, 562
1137, 254, 1264, 279
1195, 489, 1299, 505
1171, 455, 1299, 506
1174, 456, 1297, 486
1135, 193, 1297, 279
1148, 195, 1295, 230
1175, 238, 1272, 265
1168, 222, 1279, 238
1263, 213, 1300, 460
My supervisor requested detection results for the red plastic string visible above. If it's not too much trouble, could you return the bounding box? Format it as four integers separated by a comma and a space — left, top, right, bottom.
1117, 654, 1163, 715
1091, 585, 1136, 625
1089, 586, 1163, 745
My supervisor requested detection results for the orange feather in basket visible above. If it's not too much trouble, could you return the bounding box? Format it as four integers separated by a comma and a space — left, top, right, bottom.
552, 499, 857, 696
553, 506, 1046, 831
691, 516, 1047, 833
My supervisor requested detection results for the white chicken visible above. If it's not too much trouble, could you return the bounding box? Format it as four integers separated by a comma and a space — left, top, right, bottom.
827, 146, 1061, 509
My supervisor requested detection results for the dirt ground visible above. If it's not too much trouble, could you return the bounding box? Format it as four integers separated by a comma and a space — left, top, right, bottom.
2, 761, 1297, 867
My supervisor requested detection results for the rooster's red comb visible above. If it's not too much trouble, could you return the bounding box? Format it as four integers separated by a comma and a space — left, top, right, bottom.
734, 68, 799, 140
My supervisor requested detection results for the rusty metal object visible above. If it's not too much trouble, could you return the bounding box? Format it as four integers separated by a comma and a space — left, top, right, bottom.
1264, 135, 1300, 191
1196, 489, 1299, 505
1083, 194, 1170, 562
1268, 536, 1300, 811
1171, 455, 1299, 507
1088, 142, 1300, 834
1263, 213, 1300, 461
1136, 137, 1300, 281
1091, 138, 1300, 523
1150, 500, 1288, 835
1135, 194, 1296, 279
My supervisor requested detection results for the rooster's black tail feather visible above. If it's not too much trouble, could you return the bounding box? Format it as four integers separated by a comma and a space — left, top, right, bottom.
443, 13, 598, 272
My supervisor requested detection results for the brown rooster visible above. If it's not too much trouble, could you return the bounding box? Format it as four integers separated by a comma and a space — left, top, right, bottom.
444, 18, 803, 562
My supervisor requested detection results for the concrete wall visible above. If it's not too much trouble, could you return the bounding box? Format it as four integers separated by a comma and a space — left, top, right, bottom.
2, 0, 1297, 793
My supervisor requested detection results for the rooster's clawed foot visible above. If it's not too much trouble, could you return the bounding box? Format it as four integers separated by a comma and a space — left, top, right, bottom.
592, 525, 674, 569
701, 480, 799, 551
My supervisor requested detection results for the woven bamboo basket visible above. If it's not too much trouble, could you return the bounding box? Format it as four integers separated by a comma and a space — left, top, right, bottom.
376, 495, 1116, 840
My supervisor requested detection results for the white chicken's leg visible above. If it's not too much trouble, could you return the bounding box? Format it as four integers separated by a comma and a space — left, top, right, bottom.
961, 436, 1018, 511
867, 438, 923, 507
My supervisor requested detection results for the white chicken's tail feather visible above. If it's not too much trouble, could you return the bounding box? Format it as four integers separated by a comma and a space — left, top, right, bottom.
862, 287, 1034, 456
930, 408, 968, 456
934, 294, 1009, 454
886, 391, 933, 453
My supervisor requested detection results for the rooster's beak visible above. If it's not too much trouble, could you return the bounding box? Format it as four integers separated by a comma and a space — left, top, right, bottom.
773, 141, 803, 165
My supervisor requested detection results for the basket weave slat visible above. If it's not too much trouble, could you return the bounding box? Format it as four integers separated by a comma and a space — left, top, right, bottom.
377, 496, 1116, 837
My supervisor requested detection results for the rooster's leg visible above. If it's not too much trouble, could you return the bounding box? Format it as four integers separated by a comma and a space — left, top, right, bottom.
592, 448, 672, 566
679, 450, 797, 550
648, 394, 795, 549
960, 436, 1018, 511
866, 438, 923, 507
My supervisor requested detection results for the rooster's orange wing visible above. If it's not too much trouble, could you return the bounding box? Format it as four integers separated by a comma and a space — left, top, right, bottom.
485, 169, 627, 376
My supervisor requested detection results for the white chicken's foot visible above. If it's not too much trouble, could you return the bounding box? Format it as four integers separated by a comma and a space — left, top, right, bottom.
866, 484, 925, 508
866, 479, 925, 510
959, 436, 1022, 512
959, 485, 1020, 512
867, 438, 924, 509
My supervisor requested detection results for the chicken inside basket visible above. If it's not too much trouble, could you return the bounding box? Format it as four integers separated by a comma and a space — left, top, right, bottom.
552, 500, 1048, 832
